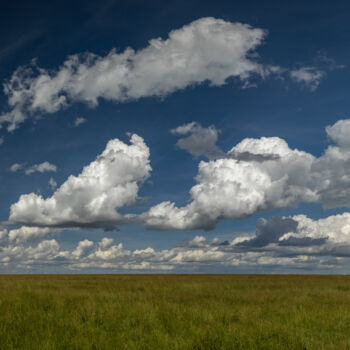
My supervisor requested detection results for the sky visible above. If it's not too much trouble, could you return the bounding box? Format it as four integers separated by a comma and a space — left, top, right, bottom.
1, 0, 350, 273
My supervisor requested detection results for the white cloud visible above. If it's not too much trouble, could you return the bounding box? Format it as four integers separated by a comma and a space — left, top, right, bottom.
143, 136, 316, 230
143, 119, 350, 230
8, 119, 350, 233
25, 161, 57, 175
281, 212, 350, 245
0, 224, 61, 245
290, 67, 324, 91
10, 163, 25, 172
0, 17, 267, 132
0, 230, 339, 272
325, 119, 350, 149
74, 117, 87, 127
72, 239, 95, 258
5, 208, 350, 272
8, 226, 54, 244
9, 134, 151, 230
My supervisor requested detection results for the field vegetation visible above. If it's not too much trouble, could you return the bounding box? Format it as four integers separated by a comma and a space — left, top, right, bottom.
0, 274, 350, 349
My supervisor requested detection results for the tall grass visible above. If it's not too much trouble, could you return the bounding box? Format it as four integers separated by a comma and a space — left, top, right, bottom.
0, 275, 350, 349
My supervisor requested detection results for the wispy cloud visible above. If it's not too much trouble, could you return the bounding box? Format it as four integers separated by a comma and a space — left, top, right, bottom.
25, 161, 57, 175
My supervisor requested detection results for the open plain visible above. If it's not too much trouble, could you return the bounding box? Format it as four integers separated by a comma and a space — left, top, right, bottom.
0, 274, 350, 349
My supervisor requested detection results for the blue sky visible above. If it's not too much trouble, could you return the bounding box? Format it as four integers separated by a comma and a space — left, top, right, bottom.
1, 0, 350, 273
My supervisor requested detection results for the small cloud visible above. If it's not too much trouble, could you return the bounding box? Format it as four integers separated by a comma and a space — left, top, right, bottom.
74, 117, 87, 127
0, 137, 3, 145
315, 52, 346, 71
25, 161, 57, 175
170, 122, 221, 158
10, 163, 25, 172
290, 67, 324, 91
49, 177, 57, 190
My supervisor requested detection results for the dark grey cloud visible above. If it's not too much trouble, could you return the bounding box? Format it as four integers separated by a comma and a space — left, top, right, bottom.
237, 217, 298, 248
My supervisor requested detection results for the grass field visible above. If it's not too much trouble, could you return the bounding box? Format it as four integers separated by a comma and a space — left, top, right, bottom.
1, 275, 350, 349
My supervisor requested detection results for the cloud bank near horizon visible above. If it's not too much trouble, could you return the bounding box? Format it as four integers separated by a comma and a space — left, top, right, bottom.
2, 210, 350, 272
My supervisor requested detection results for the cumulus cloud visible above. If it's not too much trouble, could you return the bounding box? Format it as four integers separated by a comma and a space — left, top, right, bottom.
72, 239, 95, 258
325, 119, 350, 149
143, 136, 316, 230
9, 134, 151, 230
8, 119, 350, 233
171, 122, 281, 161
143, 119, 350, 230
0, 17, 268, 132
8, 226, 56, 244
5, 207, 350, 272
290, 67, 324, 91
0, 227, 339, 272
280, 212, 350, 246
25, 161, 57, 175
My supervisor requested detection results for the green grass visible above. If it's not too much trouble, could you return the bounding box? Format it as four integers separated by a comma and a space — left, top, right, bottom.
1, 275, 350, 349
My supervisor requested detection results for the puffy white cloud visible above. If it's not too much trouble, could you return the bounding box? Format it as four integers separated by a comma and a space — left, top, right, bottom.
25, 161, 57, 175
0, 17, 267, 132
6, 208, 350, 272
72, 239, 94, 258
0, 224, 61, 244
8, 118, 350, 233
0, 230, 338, 272
290, 67, 324, 91
143, 136, 316, 230
281, 212, 350, 245
143, 119, 350, 230
325, 119, 350, 149
99, 237, 114, 249
9, 134, 151, 230
8, 226, 54, 243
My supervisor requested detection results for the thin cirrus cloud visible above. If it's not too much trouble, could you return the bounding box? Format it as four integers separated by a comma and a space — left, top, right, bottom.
25, 161, 57, 175
10, 161, 56, 175
0, 17, 270, 132
8, 119, 350, 233
290, 67, 325, 91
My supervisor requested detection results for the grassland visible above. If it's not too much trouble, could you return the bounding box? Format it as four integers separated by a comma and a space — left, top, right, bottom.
1, 275, 350, 349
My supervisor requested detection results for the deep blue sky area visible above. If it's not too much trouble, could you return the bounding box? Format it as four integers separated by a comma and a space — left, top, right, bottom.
0, 0, 350, 273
